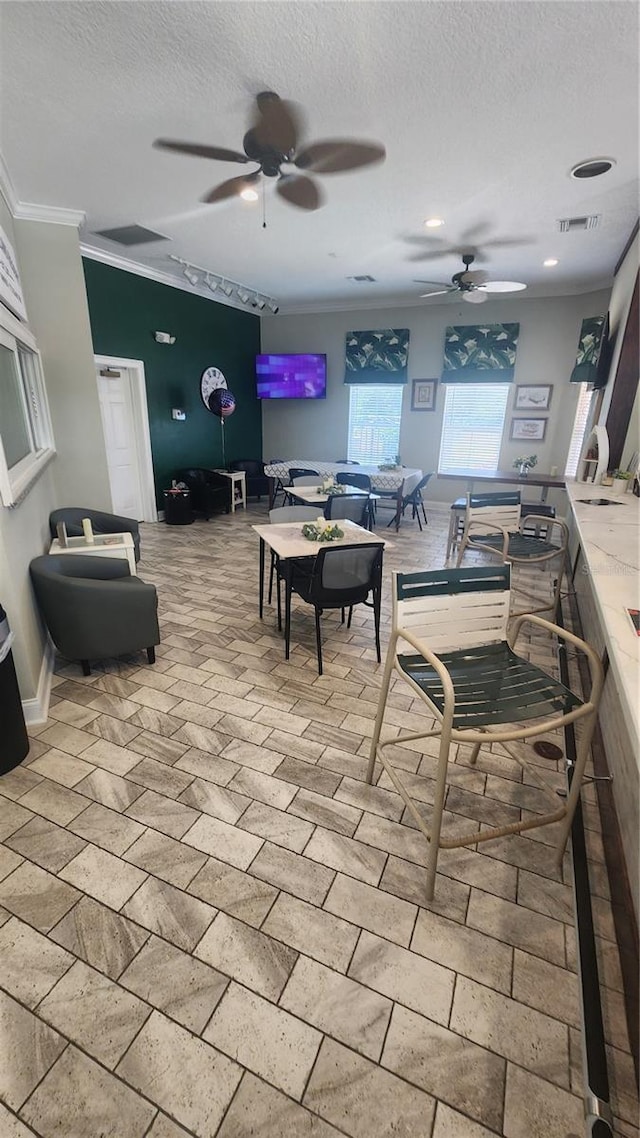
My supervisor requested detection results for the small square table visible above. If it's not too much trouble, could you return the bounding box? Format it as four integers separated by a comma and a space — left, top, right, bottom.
212, 469, 247, 512
49, 532, 137, 575
252, 519, 387, 657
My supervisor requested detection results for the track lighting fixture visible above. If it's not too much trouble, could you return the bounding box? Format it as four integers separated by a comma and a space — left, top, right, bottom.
168, 255, 279, 313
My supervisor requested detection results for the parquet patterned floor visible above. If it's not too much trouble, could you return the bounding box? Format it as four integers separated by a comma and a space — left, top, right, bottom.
0, 502, 636, 1138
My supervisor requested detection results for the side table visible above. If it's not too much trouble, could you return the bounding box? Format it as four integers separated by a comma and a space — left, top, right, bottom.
49, 532, 137, 575
212, 470, 247, 513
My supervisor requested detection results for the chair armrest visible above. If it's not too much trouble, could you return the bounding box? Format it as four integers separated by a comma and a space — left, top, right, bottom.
508, 613, 604, 707
464, 520, 510, 561
519, 515, 569, 546
389, 628, 456, 725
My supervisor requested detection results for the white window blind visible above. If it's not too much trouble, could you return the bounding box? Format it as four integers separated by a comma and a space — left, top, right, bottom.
348, 384, 403, 465
439, 383, 510, 472
565, 384, 594, 478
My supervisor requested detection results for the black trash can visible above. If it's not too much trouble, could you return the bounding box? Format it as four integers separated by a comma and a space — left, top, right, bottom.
163, 488, 194, 525
0, 604, 29, 773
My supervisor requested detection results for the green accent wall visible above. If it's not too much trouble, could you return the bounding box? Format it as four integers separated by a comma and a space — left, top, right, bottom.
82, 257, 262, 505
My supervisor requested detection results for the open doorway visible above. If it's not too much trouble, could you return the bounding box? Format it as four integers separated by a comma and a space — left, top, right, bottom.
94, 355, 157, 522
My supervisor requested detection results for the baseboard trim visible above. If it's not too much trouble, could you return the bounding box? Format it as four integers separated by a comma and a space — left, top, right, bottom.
22, 639, 55, 726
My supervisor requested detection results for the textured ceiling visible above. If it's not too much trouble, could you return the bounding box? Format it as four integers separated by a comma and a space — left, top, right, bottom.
1, 0, 638, 312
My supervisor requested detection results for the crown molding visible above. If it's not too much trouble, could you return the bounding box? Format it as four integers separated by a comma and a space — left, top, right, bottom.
13, 201, 86, 227
0, 151, 85, 226
80, 242, 253, 312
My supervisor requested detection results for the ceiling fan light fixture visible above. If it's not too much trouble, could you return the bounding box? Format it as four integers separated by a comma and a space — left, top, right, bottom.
240, 185, 259, 202
424, 218, 444, 228
463, 290, 488, 304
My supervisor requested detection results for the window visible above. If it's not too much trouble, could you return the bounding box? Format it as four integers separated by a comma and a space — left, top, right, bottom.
0, 305, 55, 507
348, 385, 403, 465
439, 383, 510, 472
565, 383, 595, 478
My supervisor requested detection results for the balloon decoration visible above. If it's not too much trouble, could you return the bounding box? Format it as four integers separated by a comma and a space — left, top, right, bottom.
207, 388, 236, 418
206, 387, 237, 468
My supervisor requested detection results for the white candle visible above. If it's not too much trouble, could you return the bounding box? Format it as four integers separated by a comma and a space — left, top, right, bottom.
82, 517, 94, 544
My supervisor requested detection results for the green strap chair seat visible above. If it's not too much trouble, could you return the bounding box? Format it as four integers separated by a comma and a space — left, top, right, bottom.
466, 532, 560, 559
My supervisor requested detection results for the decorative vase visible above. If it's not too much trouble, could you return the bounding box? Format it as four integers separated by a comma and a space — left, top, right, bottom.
611, 477, 629, 495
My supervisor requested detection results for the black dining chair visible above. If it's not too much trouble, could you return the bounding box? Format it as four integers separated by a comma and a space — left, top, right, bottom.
285, 468, 320, 504
286, 543, 383, 674
396, 472, 434, 531
324, 493, 370, 528
336, 471, 372, 491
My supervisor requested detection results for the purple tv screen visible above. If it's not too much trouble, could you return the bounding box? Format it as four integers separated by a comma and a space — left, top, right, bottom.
256, 354, 327, 399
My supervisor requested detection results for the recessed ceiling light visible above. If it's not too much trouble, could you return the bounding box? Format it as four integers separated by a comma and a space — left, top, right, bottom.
424, 218, 445, 228
240, 186, 259, 202
543, 258, 559, 267
570, 158, 615, 179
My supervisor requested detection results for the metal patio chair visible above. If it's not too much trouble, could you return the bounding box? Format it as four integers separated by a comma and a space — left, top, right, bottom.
367, 564, 603, 900
455, 490, 569, 618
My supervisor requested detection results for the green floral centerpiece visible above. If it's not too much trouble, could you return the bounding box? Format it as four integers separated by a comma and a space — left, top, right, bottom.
302, 518, 345, 542
317, 479, 346, 494
513, 454, 538, 476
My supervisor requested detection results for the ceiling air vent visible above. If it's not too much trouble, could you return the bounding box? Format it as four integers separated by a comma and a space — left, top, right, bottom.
347, 275, 376, 283
556, 215, 600, 233
94, 225, 169, 246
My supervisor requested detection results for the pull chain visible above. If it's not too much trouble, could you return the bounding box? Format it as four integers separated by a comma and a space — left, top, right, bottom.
262, 179, 267, 229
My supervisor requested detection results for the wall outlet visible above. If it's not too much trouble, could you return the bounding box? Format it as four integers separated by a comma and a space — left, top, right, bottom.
171, 409, 186, 421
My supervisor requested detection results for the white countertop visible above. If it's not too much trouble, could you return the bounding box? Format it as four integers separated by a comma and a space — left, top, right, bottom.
566, 481, 639, 746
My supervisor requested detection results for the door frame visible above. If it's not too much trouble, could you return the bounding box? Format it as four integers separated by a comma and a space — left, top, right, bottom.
94, 355, 157, 522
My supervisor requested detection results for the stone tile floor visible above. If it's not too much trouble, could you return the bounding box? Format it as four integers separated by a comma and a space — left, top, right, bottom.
0, 503, 637, 1137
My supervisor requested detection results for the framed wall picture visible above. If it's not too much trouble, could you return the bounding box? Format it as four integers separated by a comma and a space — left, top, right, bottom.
510, 417, 547, 442
514, 384, 553, 410
411, 379, 437, 411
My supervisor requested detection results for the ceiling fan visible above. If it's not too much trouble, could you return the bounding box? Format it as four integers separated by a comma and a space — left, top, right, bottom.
415, 253, 526, 305
154, 91, 386, 212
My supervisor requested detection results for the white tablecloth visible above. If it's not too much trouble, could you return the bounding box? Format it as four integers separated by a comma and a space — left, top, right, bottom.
264, 461, 422, 494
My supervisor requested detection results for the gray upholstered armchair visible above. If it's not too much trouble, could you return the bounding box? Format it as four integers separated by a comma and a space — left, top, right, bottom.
49, 508, 141, 562
30, 555, 159, 676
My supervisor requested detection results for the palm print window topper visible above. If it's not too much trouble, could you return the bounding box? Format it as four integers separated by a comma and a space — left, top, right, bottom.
344, 328, 410, 384
442, 323, 520, 383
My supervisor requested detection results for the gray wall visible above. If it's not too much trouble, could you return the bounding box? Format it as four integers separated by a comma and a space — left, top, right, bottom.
14, 220, 111, 509
0, 194, 111, 705
261, 289, 611, 507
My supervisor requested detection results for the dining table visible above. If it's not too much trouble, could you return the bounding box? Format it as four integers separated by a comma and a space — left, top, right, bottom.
263, 460, 422, 509
252, 519, 387, 658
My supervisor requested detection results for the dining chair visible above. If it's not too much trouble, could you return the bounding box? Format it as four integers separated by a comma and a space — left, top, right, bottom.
374, 480, 405, 532
396, 472, 434, 531
285, 469, 321, 504
446, 495, 557, 560
268, 459, 287, 507
286, 543, 383, 674
455, 491, 569, 618
267, 506, 319, 614
324, 493, 370, 528
367, 563, 603, 900
336, 471, 371, 491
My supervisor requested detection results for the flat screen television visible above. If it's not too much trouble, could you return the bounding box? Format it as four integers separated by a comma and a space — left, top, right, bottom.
256, 353, 327, 399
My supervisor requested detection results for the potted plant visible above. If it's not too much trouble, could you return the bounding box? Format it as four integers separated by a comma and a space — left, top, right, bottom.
612, 469, 632, 494
512, 454, 538, 477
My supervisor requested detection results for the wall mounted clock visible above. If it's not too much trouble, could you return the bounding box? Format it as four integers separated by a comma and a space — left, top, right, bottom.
200, 366, 228, 409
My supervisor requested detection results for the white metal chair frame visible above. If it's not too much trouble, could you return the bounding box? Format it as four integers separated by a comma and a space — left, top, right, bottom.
367, 564, 603, 900
455, 491, 569, 618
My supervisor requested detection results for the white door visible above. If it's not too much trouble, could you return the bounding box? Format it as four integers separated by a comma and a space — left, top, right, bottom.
96, 366, 144, 520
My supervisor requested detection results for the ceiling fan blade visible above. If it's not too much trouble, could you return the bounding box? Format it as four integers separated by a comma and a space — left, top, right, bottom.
463, 290, 489, 304
252, 91, 300, 154
294, 140, 386, 174
277, 174, 323, 211
420, 289, 452, 298
201, 170, 260, 204
154, 139, 249, 164
414, 279, 450, 287
480, 280, 527, 293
